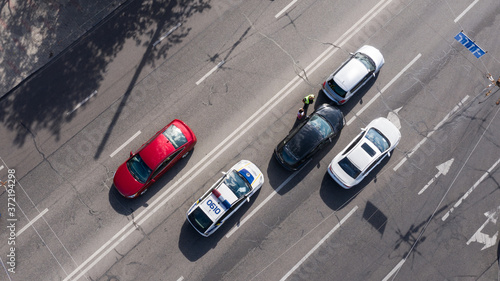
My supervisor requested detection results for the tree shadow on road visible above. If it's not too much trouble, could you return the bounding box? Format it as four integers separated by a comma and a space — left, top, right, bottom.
0, 0, 210, 149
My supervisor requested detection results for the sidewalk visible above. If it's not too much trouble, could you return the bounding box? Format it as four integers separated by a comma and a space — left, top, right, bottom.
0, 0, 127, 97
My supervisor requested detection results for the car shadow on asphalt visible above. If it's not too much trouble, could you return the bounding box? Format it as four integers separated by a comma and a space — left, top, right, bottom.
108, 149, 194, 216
177, 188, 261, 261
319, 154, 391, 211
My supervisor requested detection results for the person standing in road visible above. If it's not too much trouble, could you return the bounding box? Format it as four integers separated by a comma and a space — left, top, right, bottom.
297, 108, 305, 119
302, 94, 315, 106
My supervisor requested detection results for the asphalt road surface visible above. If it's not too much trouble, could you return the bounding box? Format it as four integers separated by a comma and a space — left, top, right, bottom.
1, 0, 499, 280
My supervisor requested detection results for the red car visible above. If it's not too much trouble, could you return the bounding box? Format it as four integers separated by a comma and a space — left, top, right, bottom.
113, 119, 197, 198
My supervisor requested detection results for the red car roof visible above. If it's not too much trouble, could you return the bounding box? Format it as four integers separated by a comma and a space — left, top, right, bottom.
139, 134, 174, 170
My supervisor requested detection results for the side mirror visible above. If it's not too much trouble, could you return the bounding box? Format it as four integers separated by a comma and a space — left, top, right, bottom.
246, 197, 250, 202
130, 151, 133, 157
221, 171, 226, 175
387, 151, 391, 157
361, 128, 366, 131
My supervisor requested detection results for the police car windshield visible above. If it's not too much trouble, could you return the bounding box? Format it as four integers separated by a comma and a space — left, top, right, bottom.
224, 170, 251, 199
188, 207, 213, 234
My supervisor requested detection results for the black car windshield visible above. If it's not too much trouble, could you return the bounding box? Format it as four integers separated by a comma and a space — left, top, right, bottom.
188, 207, 213, 234
282, 115, 332, 165
354, 52, 376, 72
327, 78, 348, 98
309, 115, 333, 138
365, 128, 390, 152
127, 155, 152, 184
223, 170, 251, 199
162, 125, 188, 149
339, 157, 361, 179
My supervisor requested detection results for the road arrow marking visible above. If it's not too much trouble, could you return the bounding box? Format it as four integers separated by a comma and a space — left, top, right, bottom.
418, 158, 454, 195
387, 107, 402, 130
467, 205, 500, 250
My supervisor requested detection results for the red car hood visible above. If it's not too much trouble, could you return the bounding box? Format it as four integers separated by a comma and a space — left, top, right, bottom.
113, 161, 145, 197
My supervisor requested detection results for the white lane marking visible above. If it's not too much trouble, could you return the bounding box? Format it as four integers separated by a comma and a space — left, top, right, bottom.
0, 256, 13, 281
0, 158, 76, 274
64, 1, 395, 280
382, 259, 406, 281
466, 206, 500, 250
17, 208, 49, 236
195, 60, 225, 85
109, 130, 141, 158
153, 23, 182, 47
393, 95, 469, 171
0, 165, 4, 171
454, 0, 480, 23
226, 168, 302, 238
280, 206, 358, 281
418, 158, 454, 195
66, 90, 98, 115
442, 157, 500, 221
176, 276, 184, 281
346, 54, 421, 126
275, 0, 298, 18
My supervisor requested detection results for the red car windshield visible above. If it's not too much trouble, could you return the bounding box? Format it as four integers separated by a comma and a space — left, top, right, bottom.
127, 154, 152, 183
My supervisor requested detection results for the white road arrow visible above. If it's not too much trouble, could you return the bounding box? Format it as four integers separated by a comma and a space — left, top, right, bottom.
387, 107, 402, 130
467, 206, 500, 250
418, 158, 454, 195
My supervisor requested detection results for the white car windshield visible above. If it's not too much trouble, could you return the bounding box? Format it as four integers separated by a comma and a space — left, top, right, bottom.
354, 52, 376, 72
365, 128, 390, 152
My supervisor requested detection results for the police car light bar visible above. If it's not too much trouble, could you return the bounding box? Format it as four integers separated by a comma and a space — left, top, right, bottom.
211, 189, 231, 209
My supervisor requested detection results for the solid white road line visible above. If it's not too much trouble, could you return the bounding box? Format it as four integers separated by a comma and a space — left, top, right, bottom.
0, 256, 13, 281
280, 206, 358, 281
454, 0, 480, 23
195, 60, 225, 85
346, 54, 421, 126
64, 1, 395, 280
393, 95, 469, 171
382, 259, 406, 281
109, 130, 141, 158
275, 0, 298, 18
442, 157, 500, 221
17, 208, 49, 236
153, 23, 182, 47
66, 90, 98, 116
226, 168, 303, 238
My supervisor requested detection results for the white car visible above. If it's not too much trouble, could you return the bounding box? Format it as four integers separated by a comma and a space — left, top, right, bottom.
328, 117, 400, 189
186, 160, 264, 237
322, 45, 384, 105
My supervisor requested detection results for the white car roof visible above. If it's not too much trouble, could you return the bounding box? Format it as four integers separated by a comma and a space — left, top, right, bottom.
330, 117, 400, 187
332, 45, 384, 92
333, 58, 369, 91
346, 141, 380, 171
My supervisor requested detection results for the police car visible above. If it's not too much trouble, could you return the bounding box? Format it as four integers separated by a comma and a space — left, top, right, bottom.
186, 160, 264, 237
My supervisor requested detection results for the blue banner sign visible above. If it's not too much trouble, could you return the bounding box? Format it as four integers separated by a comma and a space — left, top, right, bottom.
454, 31, 486, 58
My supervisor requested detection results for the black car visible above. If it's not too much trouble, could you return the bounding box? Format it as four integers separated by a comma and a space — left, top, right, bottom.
274, 104, 345, 170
